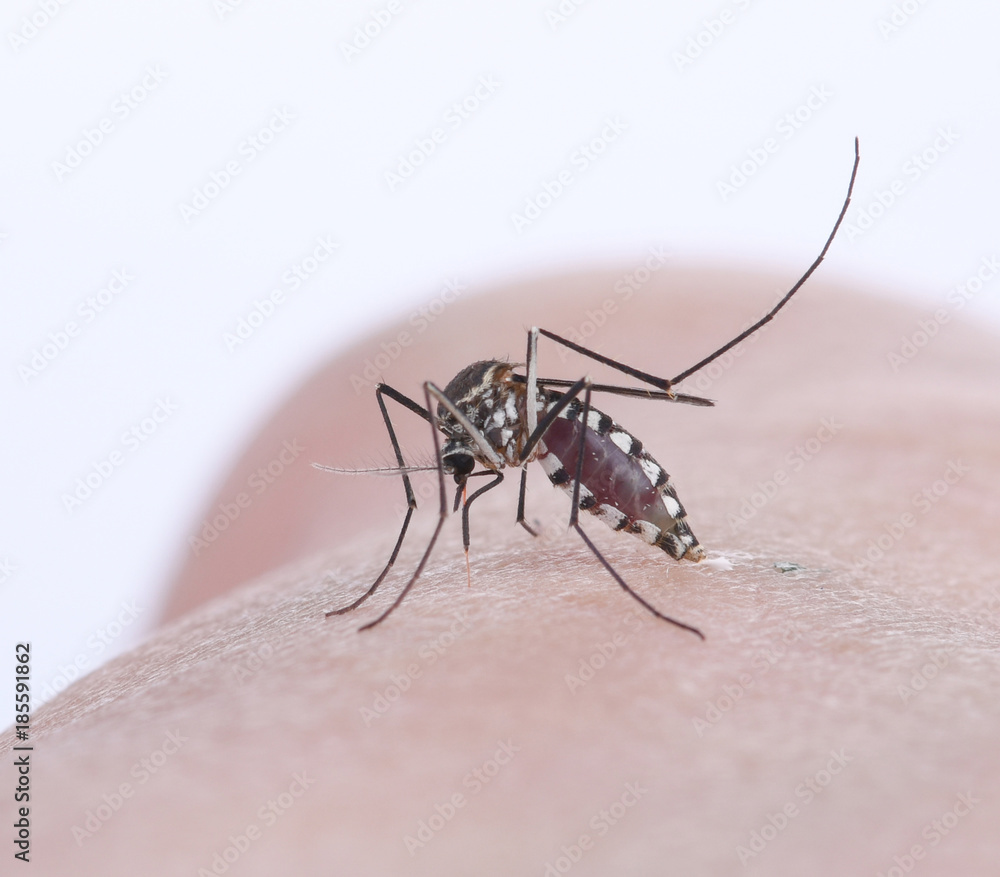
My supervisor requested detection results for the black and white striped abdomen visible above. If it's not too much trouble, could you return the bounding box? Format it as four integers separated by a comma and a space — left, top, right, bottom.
534, 398, 704, 561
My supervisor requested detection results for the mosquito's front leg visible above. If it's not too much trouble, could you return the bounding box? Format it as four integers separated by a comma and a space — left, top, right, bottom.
356, 382, 452, 631
325, 382, 427, 618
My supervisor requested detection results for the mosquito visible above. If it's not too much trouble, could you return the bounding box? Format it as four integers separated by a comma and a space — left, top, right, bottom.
318, 138, 860, 638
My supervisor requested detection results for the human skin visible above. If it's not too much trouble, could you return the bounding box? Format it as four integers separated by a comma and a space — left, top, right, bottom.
4, 266, 999, 876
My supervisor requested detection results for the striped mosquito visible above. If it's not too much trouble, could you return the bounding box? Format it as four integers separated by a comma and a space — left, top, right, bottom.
318, 139, 859, 638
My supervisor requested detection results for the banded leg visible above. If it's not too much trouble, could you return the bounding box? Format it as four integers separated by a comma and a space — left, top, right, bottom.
523, 326, 712, 405
326, 383, 428, 618
524, 377, 714, 408
533, 138, 859, 389
568, 382, 704, 639
671, 137, 859, 383
515, 327, 542, 536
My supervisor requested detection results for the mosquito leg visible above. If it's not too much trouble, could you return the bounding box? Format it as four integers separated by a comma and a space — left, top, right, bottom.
670, 137, 860, 384
517, 376, 589, 464
566, 382, 593, 524
573, 524, 705, 639
537, 328, 674, 392
461, 472, 504, 555
525, 327, 539, 437
533, 138, 861, 392
462, 473, 504, 553
362, 381, 516, 628
325, 383, 425, 618
515, 328, 542, 536
568, 382, 704, 639
357, 382, 451, 631
325, 502, 415, 616
524, 377, 714, 408
515, 467, 538, 536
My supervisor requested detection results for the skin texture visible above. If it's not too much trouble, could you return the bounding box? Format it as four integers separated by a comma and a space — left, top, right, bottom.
4, 265, 999, 876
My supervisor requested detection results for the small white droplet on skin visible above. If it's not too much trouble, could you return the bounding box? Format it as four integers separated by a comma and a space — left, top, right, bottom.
700, 555, 734, 571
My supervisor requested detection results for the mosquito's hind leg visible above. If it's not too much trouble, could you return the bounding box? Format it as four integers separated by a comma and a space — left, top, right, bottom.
533, 139, 860, 390
568, 382, 704, 639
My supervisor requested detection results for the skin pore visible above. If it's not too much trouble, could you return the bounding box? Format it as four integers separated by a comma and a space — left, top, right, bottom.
4, 265, 998, 875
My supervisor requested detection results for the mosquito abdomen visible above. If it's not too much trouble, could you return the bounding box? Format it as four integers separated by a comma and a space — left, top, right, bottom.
535, 405, 704, 561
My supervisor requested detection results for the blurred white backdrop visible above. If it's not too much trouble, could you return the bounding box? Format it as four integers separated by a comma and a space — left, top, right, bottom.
2, 0, 998, 708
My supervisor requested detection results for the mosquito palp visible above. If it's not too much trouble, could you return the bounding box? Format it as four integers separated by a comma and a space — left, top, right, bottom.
312, 463, 440, 477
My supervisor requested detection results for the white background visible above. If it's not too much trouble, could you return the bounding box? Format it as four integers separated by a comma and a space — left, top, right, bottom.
2, 0, 998, 709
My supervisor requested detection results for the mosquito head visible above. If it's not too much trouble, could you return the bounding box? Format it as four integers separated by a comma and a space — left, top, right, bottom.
441, 440, 477, 484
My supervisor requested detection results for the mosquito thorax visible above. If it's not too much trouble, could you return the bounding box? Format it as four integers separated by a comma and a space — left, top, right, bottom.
437, 359, 527, 468
440, 360, 514, 413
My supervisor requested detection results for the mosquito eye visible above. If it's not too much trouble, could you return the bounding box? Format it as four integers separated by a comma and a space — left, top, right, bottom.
445, 454, 475, 477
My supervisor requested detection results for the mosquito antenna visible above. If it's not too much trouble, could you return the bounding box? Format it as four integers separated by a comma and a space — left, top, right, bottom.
670, 137, 860, 386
